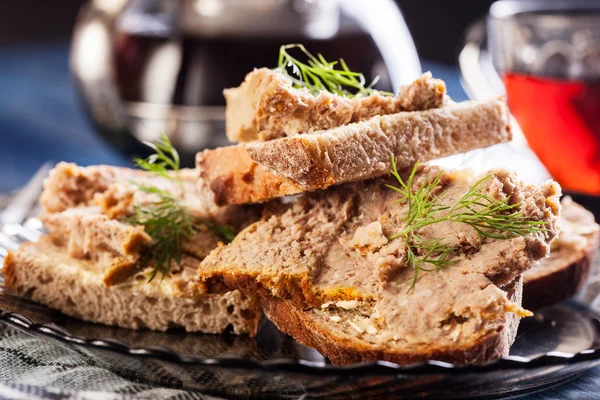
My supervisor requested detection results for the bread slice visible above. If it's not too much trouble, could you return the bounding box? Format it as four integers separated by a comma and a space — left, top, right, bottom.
3, 236, 260, 334
199, 165, 561, 305
198, 165, 561, 364
224, 69, 446, 142
4, 163, 263, 335
197, 98, 512, 206
246, 98, 512, 190
260, 277, 523, 365
523, 197, 599, 310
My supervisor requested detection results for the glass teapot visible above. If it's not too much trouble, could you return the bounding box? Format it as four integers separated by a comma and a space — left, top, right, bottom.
71, 0, 421, 165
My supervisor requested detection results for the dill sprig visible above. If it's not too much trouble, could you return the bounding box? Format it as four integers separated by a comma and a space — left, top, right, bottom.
126, 184, 198, 282
277, 44, 393, 97
128, 134, 236, 282
387, 157, 547, 291
199, 220, 236, 243
133, 133, 183, 192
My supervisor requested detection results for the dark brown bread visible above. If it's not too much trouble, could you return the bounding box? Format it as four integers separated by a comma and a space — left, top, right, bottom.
261, 278, 522, 365
523, 197, 599, 310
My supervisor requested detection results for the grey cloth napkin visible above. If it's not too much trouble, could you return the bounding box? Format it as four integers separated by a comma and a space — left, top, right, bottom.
0, 324, 224, 400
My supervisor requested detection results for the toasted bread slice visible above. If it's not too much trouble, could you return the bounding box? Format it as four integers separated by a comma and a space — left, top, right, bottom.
198, 98, 512, 206
523, 197, 599, 310
225, 69, 446, 142
198, 165, 561, 364
3, 236, 260, 334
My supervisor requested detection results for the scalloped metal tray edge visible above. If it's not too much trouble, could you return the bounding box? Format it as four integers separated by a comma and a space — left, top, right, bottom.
2, 301, 600, 376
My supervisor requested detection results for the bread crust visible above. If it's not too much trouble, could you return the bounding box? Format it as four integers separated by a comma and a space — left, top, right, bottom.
260, 278, 522, 365
523, 232, 599, 310
246, 98, 512, 190
523, 249, 595, 310
523, 198, 599, 310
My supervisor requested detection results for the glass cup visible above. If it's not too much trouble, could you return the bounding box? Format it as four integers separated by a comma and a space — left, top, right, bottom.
487, 0, 600, 195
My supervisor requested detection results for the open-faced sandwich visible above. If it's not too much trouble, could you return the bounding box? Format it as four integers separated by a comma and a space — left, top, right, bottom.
4, 158, 262, 335
3, 44, 598, 365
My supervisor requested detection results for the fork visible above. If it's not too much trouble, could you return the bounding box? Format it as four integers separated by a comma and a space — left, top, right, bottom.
0, 163, 52, 278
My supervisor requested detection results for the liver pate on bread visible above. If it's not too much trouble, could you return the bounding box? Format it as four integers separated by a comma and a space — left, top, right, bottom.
523, 197, 599, 310
3, 163, 262, 335
198, 165, 561, 363
198, 98, 512, 206
224, 69, 446, 142
40, 162, 254, 225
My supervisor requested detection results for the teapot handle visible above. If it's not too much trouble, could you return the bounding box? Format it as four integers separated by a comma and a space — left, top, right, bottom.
340, 0, 421, 89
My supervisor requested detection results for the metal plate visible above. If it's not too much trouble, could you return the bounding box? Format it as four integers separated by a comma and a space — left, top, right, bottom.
1, 286, 600, 399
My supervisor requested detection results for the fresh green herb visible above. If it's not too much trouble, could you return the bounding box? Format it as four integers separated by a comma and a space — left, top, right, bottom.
387, 157, 547, 291
199, 220, 237, 243
277, 44, 393, 97
126, 184, 198, 282
128, 134, 236, 282
133, 133, 183, 192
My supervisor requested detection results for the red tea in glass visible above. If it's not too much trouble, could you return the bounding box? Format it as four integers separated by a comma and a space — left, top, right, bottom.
503, 74, 600, 194
488, 1, 600, 195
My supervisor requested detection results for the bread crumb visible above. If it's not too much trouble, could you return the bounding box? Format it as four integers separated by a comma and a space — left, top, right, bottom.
353, 319, 378, 335
329, 315, 341, 322
449, 326, 462, 341
365, 323, 378, 335
347, 221, 388, 255
348, 321, 364, 333
336, 300, 359, 310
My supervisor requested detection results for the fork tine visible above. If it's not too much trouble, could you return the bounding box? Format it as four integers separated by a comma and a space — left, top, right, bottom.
0, 232, 20, 251
23, 218, 45, 233
2, 223, 43, 243
0, 162, 52, 226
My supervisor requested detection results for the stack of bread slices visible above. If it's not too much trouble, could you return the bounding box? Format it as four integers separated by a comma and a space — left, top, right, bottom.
3, 66, 598, 365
